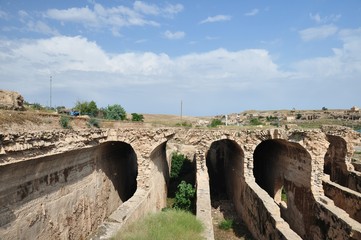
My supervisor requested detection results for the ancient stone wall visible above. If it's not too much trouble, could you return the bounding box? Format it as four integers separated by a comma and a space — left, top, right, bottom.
1, 127, 361, 239
323, 178, 361, 222
0, 142, 137, 239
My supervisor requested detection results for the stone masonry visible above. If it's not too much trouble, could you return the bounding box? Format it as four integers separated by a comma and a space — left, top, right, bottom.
0, 127, 360, 239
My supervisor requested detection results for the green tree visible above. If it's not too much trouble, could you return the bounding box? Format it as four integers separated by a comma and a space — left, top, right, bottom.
104, 104, 126, 120
131, 113, 144, 122
74, 100, 98, 116
173, 181, 196, 212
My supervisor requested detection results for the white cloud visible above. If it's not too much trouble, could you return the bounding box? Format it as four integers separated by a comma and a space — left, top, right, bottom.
199, 15, 231, 24
295, 27, 361, 79
299, 24, 338, 41
45, 2, 183, 35
26, 20, 59, 36
309, 13, 341, 24
162, 3, 184, 17
133, 1, 160, 15
0, 36, 288, 110
46, 6, 97, 24
163, 30, 185, 40
15, 10, 59, 36
245, 8, 259, 16
1, 28, 360, 114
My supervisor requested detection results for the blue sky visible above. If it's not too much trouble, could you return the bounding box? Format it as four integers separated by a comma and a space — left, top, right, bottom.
0, 0, 360, 116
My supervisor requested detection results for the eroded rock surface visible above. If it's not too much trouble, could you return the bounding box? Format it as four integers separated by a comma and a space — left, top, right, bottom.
0, 90, 24, 110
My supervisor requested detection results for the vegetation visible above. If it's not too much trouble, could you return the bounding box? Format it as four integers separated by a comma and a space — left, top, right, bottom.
59, 115, 71, 129
168, 152, 196, 212
74, 100, 98, 117
113, 209, 203, 240
209, 118, 223, 128
173, 181, 196, 212
103, 104, 126, 120
218, 219, 234, 230
170, 152, 188, 179
250, 118, 262, 125
131, 113, 144, 122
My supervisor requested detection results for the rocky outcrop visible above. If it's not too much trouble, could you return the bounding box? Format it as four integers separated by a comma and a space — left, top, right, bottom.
0, 90, 24, 110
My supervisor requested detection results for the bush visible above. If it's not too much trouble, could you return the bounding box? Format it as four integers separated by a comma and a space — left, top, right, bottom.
88, 118, 100, 128
218, 219, 233, 230
170, 152, 187, 179
250, 118, 262, 125
59, 115, 71, 129
131, 113, 144, 122
104, 104, 126, 120
209, 118, 223, 128
173, 181, 196, 212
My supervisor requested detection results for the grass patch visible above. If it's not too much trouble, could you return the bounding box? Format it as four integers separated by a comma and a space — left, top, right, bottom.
113, 209, 203, 240
218, 219, 233, 230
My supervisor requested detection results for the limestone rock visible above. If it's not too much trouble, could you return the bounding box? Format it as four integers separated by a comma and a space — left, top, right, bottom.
0, 90, 24, 110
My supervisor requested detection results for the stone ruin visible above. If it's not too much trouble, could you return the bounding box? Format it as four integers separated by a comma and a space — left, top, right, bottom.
0, 126, 360, 239
0, 90, 24, 110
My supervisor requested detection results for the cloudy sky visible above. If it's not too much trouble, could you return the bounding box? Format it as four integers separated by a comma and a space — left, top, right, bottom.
0, 1, 360, 116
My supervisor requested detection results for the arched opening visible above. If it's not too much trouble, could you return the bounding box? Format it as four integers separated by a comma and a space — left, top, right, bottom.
324, 135, 348, 186
0, 141, 138, 239
206, 139, 244, 199
206, 139, 251, 238
99, 141, 138, 201
253, 139, 314, 239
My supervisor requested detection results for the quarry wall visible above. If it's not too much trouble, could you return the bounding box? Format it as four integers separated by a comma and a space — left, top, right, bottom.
0, 127, 361, 239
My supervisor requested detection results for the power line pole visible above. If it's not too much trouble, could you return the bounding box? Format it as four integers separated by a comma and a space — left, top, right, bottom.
50, 76, 52, 109
180, 100, 183, 122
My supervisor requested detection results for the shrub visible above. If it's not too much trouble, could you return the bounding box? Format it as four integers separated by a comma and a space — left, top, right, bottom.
173, 181, 196, 212
30, 103, 44, 110
170, 152, 187, 179
250, 118, 262, 125
218, 219, 233, 230
88, 118, 100, 128
209, 118, 223, 128
104, 104, 126, 120
59, 115, 71, 129
131, 113, 144, 122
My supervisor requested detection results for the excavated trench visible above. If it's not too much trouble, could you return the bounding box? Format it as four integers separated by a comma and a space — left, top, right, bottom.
0, 141, 138, 239
206, 139, 253, 239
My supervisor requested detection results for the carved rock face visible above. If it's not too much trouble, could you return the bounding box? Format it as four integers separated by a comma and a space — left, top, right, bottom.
0, 90, 24, 110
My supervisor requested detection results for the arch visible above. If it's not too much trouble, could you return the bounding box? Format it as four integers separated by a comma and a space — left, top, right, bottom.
206, 139, 244, 199
253, 139, 315, 239
324, 135, 348, 185
99, 141, 138, 201
0, 141, 138, 239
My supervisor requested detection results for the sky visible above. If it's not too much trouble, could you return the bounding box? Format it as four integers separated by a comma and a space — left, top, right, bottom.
0, 0, 360, 116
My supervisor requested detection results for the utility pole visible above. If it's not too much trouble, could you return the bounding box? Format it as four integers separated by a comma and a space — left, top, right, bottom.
180, 100, 183, 122
49, 76, 52, 109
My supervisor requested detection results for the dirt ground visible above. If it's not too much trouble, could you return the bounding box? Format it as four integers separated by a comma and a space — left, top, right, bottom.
211, 198, 254, 240
0, 110, 210, 132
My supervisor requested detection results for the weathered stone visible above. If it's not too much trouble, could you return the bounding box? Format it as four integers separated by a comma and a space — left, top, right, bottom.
0, 89, 24, 110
